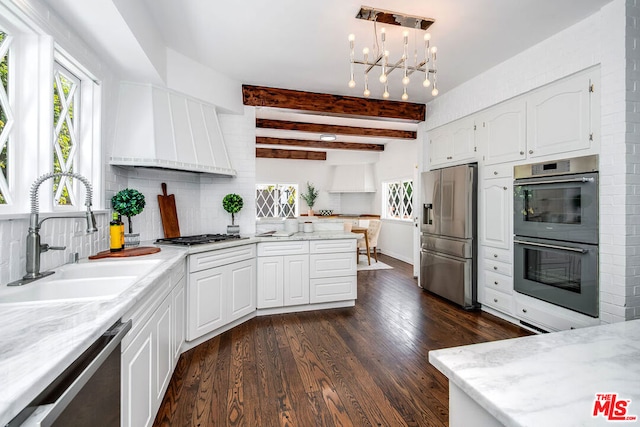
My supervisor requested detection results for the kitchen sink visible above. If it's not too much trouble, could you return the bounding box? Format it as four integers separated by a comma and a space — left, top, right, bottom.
0, 258, 162, 304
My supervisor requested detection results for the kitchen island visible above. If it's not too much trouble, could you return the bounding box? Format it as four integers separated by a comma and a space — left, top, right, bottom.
429, 320, 640, 426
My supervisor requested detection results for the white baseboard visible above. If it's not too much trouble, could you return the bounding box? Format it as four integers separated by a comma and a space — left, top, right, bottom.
378, 249, 413, 265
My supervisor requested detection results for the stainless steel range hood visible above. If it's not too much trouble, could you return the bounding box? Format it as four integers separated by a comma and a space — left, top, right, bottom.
110, 82, 236, 176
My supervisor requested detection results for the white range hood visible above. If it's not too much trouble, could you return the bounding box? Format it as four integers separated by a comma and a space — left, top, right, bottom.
328, 164, 376, 193
110, 82, 236, 176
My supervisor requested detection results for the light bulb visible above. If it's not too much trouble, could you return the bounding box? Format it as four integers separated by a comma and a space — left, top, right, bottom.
403, 30, 409, 38
381, 28, 386, 34
402, 76, 410, 86
423, 78, 431, 88
384, 50, 389, 57
424, 33, 431, 41
382, 90, 390, 99
348, 34, 355, 42
363, 47, 369, 55
363, 88, 371, 97
401, 92, 409, 101
432, 87, 439, 96
431, 46, 438, 54
379, 73, 387, 83
348, 79, 356, 88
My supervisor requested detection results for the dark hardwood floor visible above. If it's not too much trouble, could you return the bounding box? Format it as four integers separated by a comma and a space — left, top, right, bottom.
154, 254, 531, 426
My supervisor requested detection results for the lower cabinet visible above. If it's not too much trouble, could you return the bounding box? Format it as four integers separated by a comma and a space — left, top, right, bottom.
121, 260, 185, 427
257, 254, 310, 308
186, 244, 256, 341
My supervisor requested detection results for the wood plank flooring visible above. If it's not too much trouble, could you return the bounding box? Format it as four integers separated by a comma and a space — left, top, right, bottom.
154, 254, 531, 426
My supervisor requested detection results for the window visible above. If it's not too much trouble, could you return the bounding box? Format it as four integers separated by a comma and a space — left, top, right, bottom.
256, 184, 298, 218
0, 30, 13, 205
52, 62, 81, 206
383, 179, 413, 220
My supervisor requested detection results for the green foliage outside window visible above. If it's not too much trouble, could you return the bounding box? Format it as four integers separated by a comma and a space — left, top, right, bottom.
0, 31, 8, 204
53, 71, 75, 205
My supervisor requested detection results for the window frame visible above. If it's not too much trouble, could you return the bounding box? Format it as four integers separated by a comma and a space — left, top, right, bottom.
256, 183, 299, 219
382, 178, 414, 221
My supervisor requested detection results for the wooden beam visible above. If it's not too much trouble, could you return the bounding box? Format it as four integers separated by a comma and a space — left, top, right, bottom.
243, 85, 425, 123
256, 119, 416, 139
256, 136, 384, 152
256, 148, 327, 160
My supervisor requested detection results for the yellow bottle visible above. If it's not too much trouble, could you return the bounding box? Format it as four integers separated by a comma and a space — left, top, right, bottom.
119, 214, 125, 248
110, 213, 123, 252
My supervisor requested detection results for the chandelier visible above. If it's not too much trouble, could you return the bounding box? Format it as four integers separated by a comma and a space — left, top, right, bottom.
348, 6, 439, 101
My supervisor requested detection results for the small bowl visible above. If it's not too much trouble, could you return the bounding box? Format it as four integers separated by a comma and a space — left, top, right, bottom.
318, 209, 333, 216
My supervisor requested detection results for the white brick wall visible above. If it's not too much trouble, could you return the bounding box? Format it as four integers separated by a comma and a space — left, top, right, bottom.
426, 0, 639, 322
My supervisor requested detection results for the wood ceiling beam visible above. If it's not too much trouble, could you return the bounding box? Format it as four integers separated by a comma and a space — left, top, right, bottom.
243, 85, 425, 123
256, 148, 327, 160
256, 136, 384, 152
256, 119, 416, 139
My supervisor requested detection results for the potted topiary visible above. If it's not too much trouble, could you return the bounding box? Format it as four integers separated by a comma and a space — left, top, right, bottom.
222, 193, 244, 235
112, 188, 146, 247
300, 181, 319, 216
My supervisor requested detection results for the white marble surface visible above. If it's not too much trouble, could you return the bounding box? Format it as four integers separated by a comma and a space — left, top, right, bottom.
0, 232, 357, 425
0, 246, 188, 426
429, 320, 640, 426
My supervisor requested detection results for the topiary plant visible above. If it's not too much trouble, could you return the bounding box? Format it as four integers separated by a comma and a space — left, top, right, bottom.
222, 193, 244, 225
112, 188, 146, 233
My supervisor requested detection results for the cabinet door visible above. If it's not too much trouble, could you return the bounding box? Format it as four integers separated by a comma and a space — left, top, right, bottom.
187, 267, 225, 340
482, 99, 527, 165
481, 177, 512, 250
527, 72, 591, 158
451, 117, 476, 162
428, 126, 453, 166
172, 276, 185, 365
121, 321, 154, 427
154, 295, 173, 407
257, 256, 284, 308
283, 254, 310, 306
228, 258, 257, 321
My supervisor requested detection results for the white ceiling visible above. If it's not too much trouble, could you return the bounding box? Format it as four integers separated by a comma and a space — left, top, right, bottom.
137, 0, 613, 104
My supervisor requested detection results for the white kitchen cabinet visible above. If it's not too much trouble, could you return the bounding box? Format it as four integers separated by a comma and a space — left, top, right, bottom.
478, 99, 527, 165
480, 175, 512, 251
171, 275, 185, 365
187, 245, 257, 341
309, 240, 357, 304
428, 116, 477, 168
257, 241, 310, 308
527, 69, 596, 158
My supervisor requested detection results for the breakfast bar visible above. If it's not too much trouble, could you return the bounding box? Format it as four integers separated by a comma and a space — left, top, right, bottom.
429, 320, 640, 426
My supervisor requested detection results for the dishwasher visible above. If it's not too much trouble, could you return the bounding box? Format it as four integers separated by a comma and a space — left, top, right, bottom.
9, 320, 131, 427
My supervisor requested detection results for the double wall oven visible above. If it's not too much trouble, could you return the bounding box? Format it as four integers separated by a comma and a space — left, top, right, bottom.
513, 155, 599, 317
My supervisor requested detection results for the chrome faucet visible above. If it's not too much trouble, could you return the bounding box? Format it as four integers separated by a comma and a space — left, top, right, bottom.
8, 172, 98, 286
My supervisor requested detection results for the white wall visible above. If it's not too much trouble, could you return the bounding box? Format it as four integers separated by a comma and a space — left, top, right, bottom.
424, 0, 637, 322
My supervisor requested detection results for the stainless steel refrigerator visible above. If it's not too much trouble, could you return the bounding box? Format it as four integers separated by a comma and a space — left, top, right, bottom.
420, 163, 478, 309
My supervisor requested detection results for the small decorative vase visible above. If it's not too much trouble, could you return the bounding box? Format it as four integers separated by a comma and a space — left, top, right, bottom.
308, 209, 314, 217
124, 233, 140, 248
227, 224, 240, 235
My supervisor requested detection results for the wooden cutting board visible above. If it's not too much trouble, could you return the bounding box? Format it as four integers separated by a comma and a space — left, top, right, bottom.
158, 182, 180, 238
89, 246, 160, 260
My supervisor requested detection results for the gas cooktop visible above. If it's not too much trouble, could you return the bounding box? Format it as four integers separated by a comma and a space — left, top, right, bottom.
155, 234, 247, 246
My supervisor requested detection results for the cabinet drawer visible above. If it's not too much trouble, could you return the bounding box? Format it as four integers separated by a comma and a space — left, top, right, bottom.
483, 163, 513, 180
190, 244, 256, 272
310, 276, 357, 303
309, 239, 357, 254
482, 247, 512, 264
483, 270, 513, 295
483, 288, 513, 314
257, 240, 309, 256
484, 259, 512, 277
515, 295, 599, 332
310, 253, 356, 278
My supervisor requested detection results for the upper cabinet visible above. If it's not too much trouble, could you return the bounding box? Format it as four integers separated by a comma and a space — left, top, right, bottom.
526, 70, 597, 159
428, 116, 477, 168
477, 99, 527, 165
111, 83, 236, 176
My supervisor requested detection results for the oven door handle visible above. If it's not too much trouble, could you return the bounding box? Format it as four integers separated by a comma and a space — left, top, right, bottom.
514, 239, 587, 253
514, 177, 595, 185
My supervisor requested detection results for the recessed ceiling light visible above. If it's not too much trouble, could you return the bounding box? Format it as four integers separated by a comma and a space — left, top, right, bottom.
320, 134, 337, 141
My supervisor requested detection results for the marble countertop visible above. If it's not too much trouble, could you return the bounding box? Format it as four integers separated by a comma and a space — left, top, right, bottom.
429, 320, 640, 426
0, 231, 358, 424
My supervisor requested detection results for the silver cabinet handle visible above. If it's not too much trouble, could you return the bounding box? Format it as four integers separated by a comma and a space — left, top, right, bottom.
494, 298, 498, 303
493, 266, 498, 270
503, 186, 507, 190
520, 151, 524, 155
529, 150, 534, 154
494, 281, 499, 285
514, 239, 587, 253
522, 308, 528, 313
493, 253, 498, 258
493, 171, 498, 175
515, 177, 595, 186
